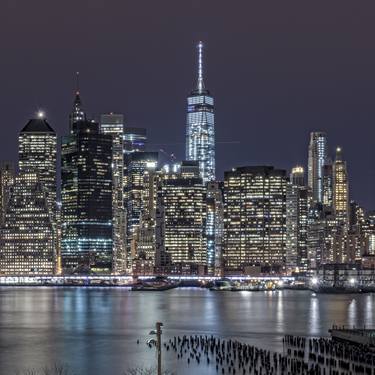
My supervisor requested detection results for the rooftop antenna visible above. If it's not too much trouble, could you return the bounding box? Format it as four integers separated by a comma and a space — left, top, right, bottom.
76, 71, 80, 95
197, 41, 204, 93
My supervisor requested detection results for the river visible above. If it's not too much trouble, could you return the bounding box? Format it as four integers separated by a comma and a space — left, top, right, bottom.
0, 287, 373, 374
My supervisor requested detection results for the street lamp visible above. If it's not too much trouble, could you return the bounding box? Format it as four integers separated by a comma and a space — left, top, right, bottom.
149, 322, 163, 375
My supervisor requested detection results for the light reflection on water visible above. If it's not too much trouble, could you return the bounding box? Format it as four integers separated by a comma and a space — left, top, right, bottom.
0, 287, 373, 375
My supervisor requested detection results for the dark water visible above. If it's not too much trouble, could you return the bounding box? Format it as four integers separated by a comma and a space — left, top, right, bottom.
0, 287, 373, 375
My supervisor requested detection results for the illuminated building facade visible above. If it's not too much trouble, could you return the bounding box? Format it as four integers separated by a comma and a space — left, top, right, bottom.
125, 152, 158, 262
100, 114, 126, 274
223, 166, 287, 273
206, 181, 224, 276
124, 127, 147, 154
333, 147, 349, 225
61, 120, 113, 273
18, 116, 57, 212
0, 161, 15, 225
186, 41, 215, 183
365, 211, 375, 255
132, 169, 160, 274
286, 167, 308, 272
0, 173, 55, 275
156, 173, 207, 273
322, 161, 333, 208
308, 132, 327, 204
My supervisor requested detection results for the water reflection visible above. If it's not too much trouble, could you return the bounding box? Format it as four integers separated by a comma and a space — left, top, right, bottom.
0, 288, 373, 375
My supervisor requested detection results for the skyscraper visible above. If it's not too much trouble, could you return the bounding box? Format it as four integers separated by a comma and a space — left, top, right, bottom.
18, 114, 57, 211
333, 147, 349, 225
125, 152, 158, 261
69, 72, 86, 132
123, 127, 147, 154
100, 114, 126, 274
186, 41, 215, 183
308, 132, 328, 203
61, 119, 113, 273
223, 166, 287, 273
156, 171, 207, 274
0, 173, 55, 275
322, 161, 333, 208
206, 181, 224, 276
286, 167, 309, 272
0, 161, 15, 226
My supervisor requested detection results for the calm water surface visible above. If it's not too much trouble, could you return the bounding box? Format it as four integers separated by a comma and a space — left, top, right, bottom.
0, 287, 374, 374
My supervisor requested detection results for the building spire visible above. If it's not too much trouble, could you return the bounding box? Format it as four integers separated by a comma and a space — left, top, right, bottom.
197, 41, 205, 93
69, 72, 86, 132
76, 71, 80, 95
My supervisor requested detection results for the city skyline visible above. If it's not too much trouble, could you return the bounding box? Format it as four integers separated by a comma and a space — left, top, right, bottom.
1, 2, 374, 210
1, 3, 375, 375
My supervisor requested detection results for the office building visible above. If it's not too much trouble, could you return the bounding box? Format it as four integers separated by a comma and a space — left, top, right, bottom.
100, 114, 126, 274
223, 166, 287, 273
322, 161, 333, 208
308, 132, 327, 203
18, 115, 57, 212
186, 41, 215, 183
286, 167, 308, 272
61, 119, 113, 273
0, 161, 15, 225
125, 152, 158, 261
333, 147, 349, 225
123, 127, 147, 154
0, 173, 55, 275
156, 171, 207, 273
206, 181, 224, 276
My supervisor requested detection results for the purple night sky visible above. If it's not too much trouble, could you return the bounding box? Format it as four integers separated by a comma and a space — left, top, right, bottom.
0, 1, 374, 208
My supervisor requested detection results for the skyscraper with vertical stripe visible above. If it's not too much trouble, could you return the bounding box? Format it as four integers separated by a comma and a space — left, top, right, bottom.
186, 41, 215, 183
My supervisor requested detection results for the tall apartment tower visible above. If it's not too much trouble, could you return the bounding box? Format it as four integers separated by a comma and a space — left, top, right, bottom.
308, 132, 327, 204
333, 147, 349, 225
18, 115, 57, 212
0, 161, 15, 225
223, 166, 287, 273
0, 173, 55, 275
100, 114, 126, 274
186, 41, 215, 183
286, 166, 309, 272
61, 119, 113, 273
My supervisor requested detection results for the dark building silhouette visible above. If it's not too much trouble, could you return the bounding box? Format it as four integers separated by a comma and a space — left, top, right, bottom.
61, 120, 113, 273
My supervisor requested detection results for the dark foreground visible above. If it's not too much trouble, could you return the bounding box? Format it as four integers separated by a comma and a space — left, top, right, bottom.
0, 287, 373, 374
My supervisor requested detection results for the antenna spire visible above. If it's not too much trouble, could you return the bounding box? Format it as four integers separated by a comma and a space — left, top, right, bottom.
76, 71, 80, 95
197, 41, 205, 93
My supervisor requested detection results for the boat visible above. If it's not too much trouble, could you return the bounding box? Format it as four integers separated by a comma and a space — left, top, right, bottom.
209, 279, 232, 291
131, 277, 179, 291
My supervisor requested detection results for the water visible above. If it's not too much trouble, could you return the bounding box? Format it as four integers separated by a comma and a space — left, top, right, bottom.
0, 287, 373, 374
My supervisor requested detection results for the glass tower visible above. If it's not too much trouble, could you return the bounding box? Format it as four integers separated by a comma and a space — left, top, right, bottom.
100, 114, 126, 274
308, 132, 328, 204
61, 120, 113, 273
186, 41, 215, 183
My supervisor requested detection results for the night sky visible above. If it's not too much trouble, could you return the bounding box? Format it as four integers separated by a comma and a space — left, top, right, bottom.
0, 1, 374, 209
